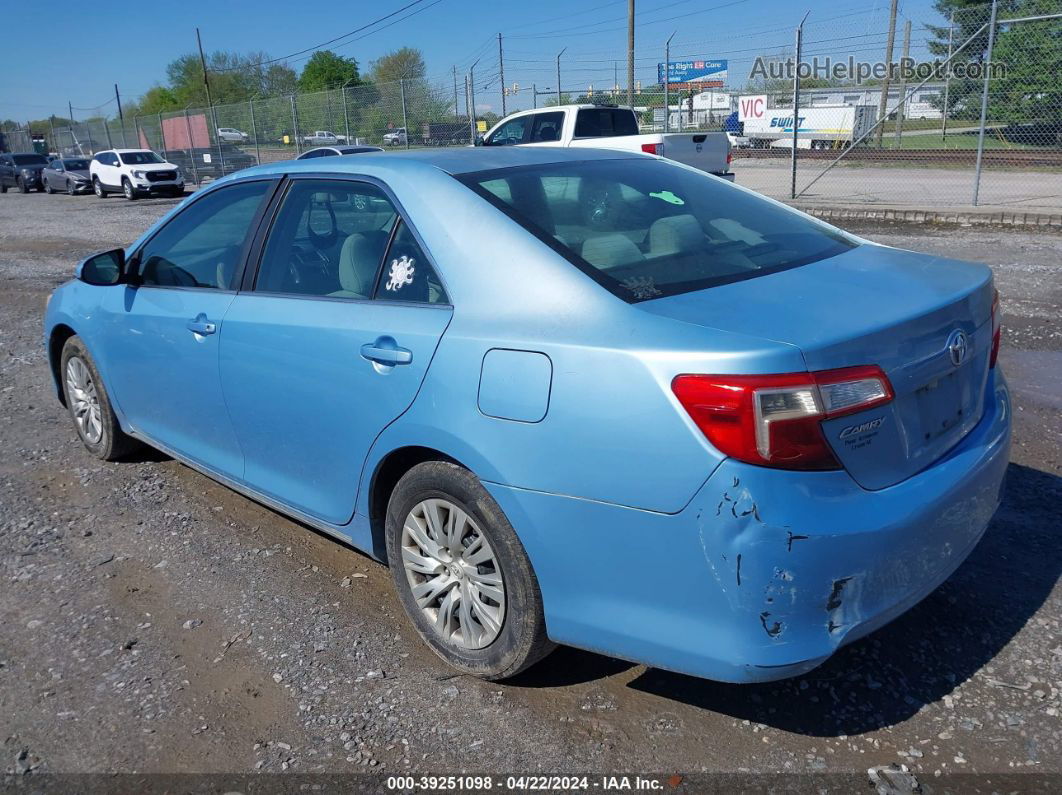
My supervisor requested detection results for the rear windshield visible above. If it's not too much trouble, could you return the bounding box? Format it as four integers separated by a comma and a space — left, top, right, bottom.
13, 154, 48, 165
458, 158, 857, 302
574, 108, 639, 138
119, 151, 163, 165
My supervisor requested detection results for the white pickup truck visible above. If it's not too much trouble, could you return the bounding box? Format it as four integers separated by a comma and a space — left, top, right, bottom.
479, 104, 733, 180
302, 130, 348, 145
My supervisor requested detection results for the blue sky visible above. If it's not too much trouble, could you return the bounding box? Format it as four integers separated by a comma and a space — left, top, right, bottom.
3, 0, 944, 120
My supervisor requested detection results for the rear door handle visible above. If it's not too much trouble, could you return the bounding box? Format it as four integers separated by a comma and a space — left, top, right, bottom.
186, 313, 217, 336
361, 338, 412, 366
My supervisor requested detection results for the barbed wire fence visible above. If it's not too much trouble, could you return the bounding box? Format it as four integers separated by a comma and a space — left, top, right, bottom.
6, 0, 1061, 211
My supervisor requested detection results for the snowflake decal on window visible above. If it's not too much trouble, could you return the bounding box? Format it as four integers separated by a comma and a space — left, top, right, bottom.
621, 275, 661, 300
385, 255, 415, 292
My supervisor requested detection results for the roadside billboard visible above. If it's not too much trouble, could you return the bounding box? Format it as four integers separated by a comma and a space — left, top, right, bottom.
658, 59, 728, 89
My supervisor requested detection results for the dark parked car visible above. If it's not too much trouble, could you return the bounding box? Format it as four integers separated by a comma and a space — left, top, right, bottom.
163, 145, 257, 181
0, 152, 50, 193
43, 158, 93, 195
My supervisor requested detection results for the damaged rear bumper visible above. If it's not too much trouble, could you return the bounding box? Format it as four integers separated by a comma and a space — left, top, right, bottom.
485, 369, 1011, 683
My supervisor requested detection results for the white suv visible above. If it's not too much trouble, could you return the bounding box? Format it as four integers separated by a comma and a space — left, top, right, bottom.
90, 149, 185, 200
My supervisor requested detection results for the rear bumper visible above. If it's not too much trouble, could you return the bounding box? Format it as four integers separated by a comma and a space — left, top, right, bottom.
485, 368, 1010, 683
713, 171, 736, 182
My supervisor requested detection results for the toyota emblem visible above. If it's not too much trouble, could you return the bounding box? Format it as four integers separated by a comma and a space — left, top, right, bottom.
946, 329, 969, 367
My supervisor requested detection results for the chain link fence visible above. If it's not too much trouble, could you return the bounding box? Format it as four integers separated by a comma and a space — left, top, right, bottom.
7, 0, 1061, 211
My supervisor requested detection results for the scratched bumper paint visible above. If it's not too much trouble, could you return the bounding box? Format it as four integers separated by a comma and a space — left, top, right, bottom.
486, 369, 1010, 683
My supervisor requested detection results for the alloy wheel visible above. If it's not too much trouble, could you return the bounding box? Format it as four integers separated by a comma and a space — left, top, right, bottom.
400, 498, 506, 650
65, 356, 103, 444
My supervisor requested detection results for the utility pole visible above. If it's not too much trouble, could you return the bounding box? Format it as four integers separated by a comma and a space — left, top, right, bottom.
972, 0, 999, 206
893, 19, 911, 147
115, 84, 128, 147
469, 58, 480, 136
627, 0, 635, 106
498, 33, 507, 117
791, 12, 809, 199
556, 48, 566, 105
533, 83, 538, 109
614, 61, 618, 98
196, 27, 225, 173
664, 32, 676, 133
941, 10, 954, 141
453, 65, 460, 120
465, 75, 475, 141
874, 0, 898, 148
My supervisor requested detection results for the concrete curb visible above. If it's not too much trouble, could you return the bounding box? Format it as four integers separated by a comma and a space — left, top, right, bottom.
792, 204, 1062, 229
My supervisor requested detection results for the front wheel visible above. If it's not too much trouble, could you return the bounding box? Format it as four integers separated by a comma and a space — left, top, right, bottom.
17, 177, 28, 194
93, 177, 108, 198
60, 336, 140, 461
67, 180, 77, 196
44, 178, 55, 194
386, 461, 554, 680
122, 178, 136, 201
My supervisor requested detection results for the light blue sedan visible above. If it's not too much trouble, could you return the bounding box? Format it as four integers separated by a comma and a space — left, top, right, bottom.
43, 148, 1010, 683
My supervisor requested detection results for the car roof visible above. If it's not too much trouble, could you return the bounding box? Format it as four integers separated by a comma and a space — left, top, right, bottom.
246, 146, 641, 178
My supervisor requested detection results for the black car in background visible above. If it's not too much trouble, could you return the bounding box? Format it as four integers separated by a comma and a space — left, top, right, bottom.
0, 152, 50, 193
163, 145, 257, 182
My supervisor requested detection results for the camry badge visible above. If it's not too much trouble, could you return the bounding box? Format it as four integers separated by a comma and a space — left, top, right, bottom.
947, 329, 969, 367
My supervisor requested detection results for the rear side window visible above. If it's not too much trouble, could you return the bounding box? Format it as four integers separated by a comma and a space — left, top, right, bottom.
375, 221, 447, 305
460, 159, 856, 302
528, 112, 564, 143
574, 108, 638, 138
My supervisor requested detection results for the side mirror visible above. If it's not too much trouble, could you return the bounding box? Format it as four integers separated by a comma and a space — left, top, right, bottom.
76, 248, 126, 286
474, 135, 485, 147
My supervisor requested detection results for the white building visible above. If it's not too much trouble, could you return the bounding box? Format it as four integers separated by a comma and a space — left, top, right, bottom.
800, 84, 950, 120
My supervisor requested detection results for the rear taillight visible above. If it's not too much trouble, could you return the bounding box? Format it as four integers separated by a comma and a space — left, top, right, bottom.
672, 365, 894, 471
727, 152, 733, 164
989, 289, 1001, 368
641, 143, 660, 155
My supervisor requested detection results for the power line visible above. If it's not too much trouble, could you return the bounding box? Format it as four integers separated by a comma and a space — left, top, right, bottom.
214, 0, 436, 71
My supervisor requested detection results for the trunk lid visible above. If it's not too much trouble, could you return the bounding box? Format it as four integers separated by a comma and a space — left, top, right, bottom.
641, 243, 995, 489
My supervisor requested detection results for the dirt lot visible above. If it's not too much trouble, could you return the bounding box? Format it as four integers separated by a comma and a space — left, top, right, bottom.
1, 190, 1060, 787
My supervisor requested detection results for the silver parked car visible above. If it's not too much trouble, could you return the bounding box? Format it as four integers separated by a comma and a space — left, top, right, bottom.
42, 158, 93, 195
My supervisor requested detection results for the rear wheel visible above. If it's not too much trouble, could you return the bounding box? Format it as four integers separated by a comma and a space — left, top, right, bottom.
386, 461, 554, 680
122, 178, 136, 201
93, 177, 108, 198
60, 336, 139, 461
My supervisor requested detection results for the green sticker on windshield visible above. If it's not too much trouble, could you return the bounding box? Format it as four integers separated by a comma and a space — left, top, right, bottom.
649, 190, 684, 205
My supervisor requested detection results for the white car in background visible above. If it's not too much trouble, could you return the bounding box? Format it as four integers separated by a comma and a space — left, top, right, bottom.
217, 127, 250, 143
89, 149, 184, 200
383, 127, 408, 146
302, 130, 348, 145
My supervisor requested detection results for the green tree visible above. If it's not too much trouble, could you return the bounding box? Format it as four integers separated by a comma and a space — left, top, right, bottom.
985, 0, 1062, 123
298, 50, 362, 93
371, 48, 426, 83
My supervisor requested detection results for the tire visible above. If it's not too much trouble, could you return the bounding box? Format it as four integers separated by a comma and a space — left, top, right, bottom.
122, 178, 136, 201
45, 178, 55, 194
0, 182, 7, 193
385, 461, 554, 680
67, 180, 76, 196
93, 177, 107, 198
60, 336, 140, 461
17, 177, 28, 194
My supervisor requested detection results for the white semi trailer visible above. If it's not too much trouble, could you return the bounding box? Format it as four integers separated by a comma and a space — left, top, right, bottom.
739, 103, 877, 150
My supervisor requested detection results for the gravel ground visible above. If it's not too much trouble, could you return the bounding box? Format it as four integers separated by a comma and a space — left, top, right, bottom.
1, 191, 1059, 786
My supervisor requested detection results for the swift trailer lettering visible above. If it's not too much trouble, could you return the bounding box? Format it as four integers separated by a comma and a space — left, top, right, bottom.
737, 102, 877, 150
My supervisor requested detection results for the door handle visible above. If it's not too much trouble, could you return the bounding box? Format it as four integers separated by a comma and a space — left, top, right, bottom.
361, 338, 412, 366
186, 314, 217, 336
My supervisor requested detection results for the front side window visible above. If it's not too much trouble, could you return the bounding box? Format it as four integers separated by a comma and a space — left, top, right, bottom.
134, 180, 272, 289
485, 116, 528, 146
460, 159, 856, 302
119, 151, 163, 165
255, 180, 398, 298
